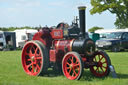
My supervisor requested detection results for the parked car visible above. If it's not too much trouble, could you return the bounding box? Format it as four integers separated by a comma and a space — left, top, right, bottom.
96, 32, 128, 52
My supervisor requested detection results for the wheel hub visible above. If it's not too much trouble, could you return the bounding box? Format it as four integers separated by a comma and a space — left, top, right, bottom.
98, 62, 102, 67
69, 64, 73, 69
31, 56, 35, 62
70, 63, 77, 69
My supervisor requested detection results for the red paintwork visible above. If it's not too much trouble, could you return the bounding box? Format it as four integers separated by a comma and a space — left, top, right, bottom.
51, 29, 63, 39
33, 32, 46, 45
54, 40, 73, 52
22, 42, 43, 76
32, 28, 52, 49
32, 28, 87, 66
50, 50, 57, 62
62, 53, 81, 80
49, 39, 74, 62
81, 57, 87, 62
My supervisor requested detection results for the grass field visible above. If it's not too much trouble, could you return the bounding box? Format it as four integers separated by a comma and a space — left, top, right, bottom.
0, 51, 128, 85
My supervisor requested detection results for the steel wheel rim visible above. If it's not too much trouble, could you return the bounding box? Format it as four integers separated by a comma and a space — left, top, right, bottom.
22, 42, 43, 76
91, 52, 108, 77
63, 54, 81, 80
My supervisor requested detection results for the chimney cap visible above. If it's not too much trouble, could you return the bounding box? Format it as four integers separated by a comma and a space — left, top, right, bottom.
78, 6, 86, 10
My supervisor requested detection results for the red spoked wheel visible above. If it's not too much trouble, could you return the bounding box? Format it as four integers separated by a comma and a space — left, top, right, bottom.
21, 41, 49, 76
62, 52, 83, 80
90, 51, 111, 77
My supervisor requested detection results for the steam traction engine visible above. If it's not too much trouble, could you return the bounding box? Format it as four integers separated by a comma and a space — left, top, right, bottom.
21, 6, 111, 80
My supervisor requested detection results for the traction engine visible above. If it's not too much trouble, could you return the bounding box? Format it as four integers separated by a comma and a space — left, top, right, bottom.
21, 6, 111, 80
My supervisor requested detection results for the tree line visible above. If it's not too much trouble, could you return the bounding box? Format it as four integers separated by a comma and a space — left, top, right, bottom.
0, 26, 41, 31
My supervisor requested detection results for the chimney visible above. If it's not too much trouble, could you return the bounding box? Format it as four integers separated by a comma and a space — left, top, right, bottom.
78, 6, 86, 38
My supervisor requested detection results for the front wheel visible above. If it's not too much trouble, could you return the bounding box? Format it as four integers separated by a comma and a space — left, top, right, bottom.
62, 52, 83, 80
90, 51, 111, 77
21, 41, 49, 76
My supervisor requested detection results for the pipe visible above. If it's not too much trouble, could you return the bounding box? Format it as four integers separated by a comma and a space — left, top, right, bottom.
78, 6, 86, 38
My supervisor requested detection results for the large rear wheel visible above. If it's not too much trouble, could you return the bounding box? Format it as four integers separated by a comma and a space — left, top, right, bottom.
90, 51, 111, 77
62, 52, 83, 80
21, 41, 49, 76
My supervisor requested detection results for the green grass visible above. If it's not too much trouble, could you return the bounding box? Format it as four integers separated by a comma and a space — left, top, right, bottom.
0, 51, 128, 85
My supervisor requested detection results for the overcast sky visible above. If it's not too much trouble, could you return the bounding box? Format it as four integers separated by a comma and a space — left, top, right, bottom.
0, 0, 116, 31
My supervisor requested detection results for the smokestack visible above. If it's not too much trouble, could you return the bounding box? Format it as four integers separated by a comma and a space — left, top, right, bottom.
78, 6, 86, 38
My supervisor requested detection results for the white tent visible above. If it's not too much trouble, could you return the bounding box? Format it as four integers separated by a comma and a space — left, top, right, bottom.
95, 28, 128, 39
95, 28, 128, 34
14, 29, 38, 48
95, 29, 116, 33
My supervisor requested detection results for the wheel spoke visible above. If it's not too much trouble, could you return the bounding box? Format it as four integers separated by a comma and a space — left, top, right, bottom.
69, 56, 73, 63
77, 67, 80, 70
36, 59, 41, 64
32, 45, 36, 51
73, 69, 77, 75
102, 61, 107, 64
35, 48, 39, 54
36, 64, 40, 69
66, 67, 70, 70
26, 63, 32, 68
67, 62, 70, 66
72, 72, 75, 77
35, 64, 40, 72
96, 67, 98, 71
29, 49, 33, 55
35, 66, 38, 72
35, 53, 41, 57
99, 56, 104, 62
96, 67, 99, 73
39, 61, 42, 65
98, 55, 100, 61
100, 67, 104, 73
33, 62, 36, 65
68, 68, 72, 74
102, 66, 107, 69
36, 57, 42, 60
69, 57, 72, 62
31, 63, 34, 73
74, 64, 79, 68
27, 58, 31, 61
